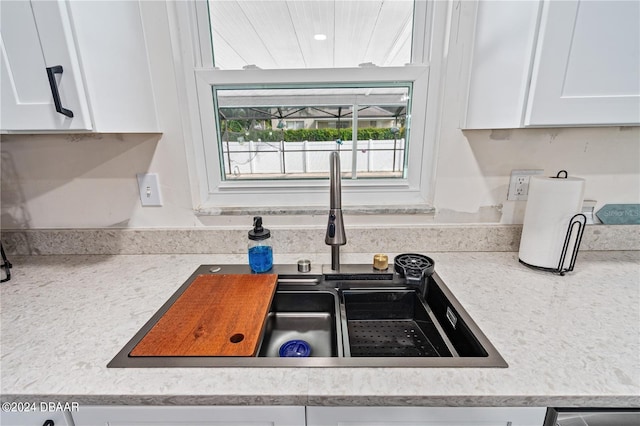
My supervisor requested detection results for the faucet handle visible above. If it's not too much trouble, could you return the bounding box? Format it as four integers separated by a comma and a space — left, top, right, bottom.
325, 208, 346, 246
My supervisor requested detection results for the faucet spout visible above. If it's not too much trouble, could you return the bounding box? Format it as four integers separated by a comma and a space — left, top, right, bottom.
325, 151, 347, 271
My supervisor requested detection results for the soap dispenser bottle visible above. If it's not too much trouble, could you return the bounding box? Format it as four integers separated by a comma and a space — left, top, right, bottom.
248, 216, 273, 273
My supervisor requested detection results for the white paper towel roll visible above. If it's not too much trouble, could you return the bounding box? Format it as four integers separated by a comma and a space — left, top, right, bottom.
519, 175, 585, 269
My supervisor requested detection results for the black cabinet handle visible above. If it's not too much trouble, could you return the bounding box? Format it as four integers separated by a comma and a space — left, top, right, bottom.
43, 421, 54, 426
0, 242, 11, 283
46, 65, 74, 118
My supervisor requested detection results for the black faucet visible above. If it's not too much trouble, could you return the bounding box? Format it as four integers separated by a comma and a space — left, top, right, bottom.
325, 152, 347, 271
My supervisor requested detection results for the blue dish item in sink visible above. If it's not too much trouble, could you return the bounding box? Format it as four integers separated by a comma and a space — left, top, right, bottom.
279, 339, 311, 357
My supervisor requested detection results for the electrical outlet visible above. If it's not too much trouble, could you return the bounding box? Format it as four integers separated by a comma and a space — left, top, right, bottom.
582, 200, 598, 224
507, 169, 544, 201
137, 173, 163, 206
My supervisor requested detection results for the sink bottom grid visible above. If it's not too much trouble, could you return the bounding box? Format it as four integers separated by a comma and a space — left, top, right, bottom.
347, 319, 445, 357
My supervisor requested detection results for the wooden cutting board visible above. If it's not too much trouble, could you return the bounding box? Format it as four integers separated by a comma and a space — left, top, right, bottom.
130, 274, 278, 357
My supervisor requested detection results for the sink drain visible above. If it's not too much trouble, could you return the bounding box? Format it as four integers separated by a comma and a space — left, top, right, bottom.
279, 339, 311, 357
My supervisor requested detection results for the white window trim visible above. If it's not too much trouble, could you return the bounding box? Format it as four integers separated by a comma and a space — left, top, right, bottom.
169, 0, 449, 211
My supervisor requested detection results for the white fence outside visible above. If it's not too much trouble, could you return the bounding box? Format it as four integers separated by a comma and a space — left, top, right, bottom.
222, 139, 406, 177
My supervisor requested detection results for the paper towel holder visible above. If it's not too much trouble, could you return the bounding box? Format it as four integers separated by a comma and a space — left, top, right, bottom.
519, 213, 587, 275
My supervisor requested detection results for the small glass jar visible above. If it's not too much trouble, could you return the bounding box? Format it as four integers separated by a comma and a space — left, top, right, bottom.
248, 216, 273, 273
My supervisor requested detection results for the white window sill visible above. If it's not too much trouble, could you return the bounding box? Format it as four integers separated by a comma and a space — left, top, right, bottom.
196, 205, 435, 216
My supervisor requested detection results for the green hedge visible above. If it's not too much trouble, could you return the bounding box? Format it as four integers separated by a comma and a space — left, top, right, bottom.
222, 127, 405, 142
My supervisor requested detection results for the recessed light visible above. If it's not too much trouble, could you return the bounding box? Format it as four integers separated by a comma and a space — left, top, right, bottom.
314, 34, 327, 41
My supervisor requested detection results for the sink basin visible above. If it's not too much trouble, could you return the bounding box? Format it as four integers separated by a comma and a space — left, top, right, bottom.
108, 264, 507, 368
342, 290, 454, 357
258, 291, 342, 357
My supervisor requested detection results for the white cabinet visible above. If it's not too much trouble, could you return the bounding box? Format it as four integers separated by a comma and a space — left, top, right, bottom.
66, 1, 158, 133
462, 0, 640, 128
0, 0, 158, 133
0, 0, 91, 131
2, 405, 547, 426
525, 0, 640, 126
0, 410, 74, 426
71, 405, 305, 426
306, 406, 547, 426
462, 1, 541, 129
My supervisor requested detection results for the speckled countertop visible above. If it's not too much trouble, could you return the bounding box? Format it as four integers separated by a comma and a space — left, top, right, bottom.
1, 251, 638, 407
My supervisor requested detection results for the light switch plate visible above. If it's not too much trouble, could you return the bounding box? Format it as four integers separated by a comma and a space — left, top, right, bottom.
136, 173, 163, 207
507, 169, 544, 201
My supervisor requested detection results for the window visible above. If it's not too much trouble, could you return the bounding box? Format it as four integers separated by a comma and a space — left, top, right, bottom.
285, 121, 304, 130
208, 0, 414, 70
215, 85, 410, 181
177, 0, 446, 209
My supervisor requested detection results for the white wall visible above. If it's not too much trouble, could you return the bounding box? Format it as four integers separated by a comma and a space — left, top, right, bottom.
433, 126, 639, 224
1, 2, 638, 229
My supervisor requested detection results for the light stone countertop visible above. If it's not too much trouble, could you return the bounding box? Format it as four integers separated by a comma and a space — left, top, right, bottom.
0, 251, 638, 407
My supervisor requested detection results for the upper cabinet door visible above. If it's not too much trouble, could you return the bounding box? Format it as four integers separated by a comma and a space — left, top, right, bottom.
526, 0, 640, 126
0, 0, 92, 131
462, 1, 541, 129
67, 0, 158, 133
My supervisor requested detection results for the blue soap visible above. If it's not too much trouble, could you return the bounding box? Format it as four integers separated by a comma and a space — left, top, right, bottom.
248, 245, 273, 273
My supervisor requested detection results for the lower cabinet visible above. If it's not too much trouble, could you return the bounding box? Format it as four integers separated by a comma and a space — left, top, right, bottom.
306, 406, 547, 426
71, 405, 305, 426
1, 405, 547, 426
0, 410, 74, 426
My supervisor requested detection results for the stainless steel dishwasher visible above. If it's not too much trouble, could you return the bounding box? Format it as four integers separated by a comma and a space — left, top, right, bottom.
544, 408, 640, 426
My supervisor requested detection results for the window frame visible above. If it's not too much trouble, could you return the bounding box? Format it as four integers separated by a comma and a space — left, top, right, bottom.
174, 0, 446, 210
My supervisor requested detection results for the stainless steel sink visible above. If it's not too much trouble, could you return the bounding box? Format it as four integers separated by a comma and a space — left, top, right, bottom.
258, 290, 342, 357
108, 264, 507, 368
